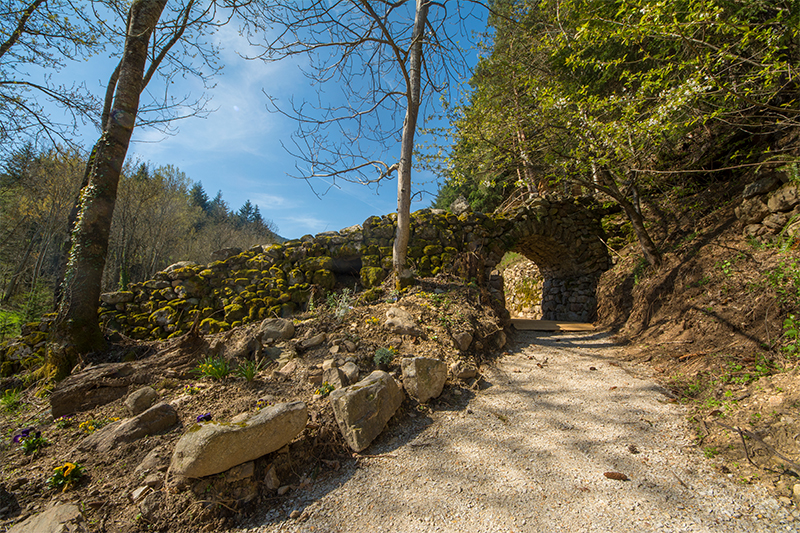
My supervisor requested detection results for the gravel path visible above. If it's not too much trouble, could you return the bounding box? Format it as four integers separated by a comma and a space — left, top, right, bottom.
242, 331, 797, 533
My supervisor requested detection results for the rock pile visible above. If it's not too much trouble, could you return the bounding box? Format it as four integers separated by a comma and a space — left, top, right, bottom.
735, 173, 800, 240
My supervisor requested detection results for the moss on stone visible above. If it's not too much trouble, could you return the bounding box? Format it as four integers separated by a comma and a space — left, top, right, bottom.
424, 244, 442, 256
224, 303, 247, 323
360, 266, 386, 288
311, 269, 335, 290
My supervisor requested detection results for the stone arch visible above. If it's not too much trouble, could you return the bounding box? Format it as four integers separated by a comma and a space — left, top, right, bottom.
499, 197, 611, 322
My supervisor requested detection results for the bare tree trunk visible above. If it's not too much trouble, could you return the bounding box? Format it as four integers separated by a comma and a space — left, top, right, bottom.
393, 0, 429, 291
51, 0, 167, 377
597, 169, 662, 268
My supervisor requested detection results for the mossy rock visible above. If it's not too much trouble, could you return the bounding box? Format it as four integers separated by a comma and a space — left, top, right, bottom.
300, 256, 333, 273
280, 303, 295, 318
166, 330, 185, 340
362, 287, 383, 302
263, 297, 279, 308
424, 244, 443, 256
362, 255, 380, 268
441, 252, 454, 266
234, 277, 249, 286
378, 246, 393, 258
408, 246, 424, 259
311, 269, 335, 290
199, 269, 214, 277
269, 266, 285, 279
240, 291, 255, 301
23, 331, 48, 346
333, 244, 358, 258
1, 361, 19, 377
287, 269, 305, 285
291, 289, 311, 305
199, 318, 230, 334
149, 307, 178, 326
278, 293, 292, 304
360, 267, 386, 288
224, 303, 247, 323
130, 327, 149, 339
230, 321, 243, 329
363, 244, 379, 256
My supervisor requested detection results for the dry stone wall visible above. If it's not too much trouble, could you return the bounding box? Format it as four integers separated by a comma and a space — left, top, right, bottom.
0, 196, 610, 375
503, 260, 544, 318
734, 173, 800, 240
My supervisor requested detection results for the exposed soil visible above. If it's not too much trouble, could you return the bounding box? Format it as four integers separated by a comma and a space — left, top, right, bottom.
1, 179, 800, 531
598, 178, 800, 506
0, 277, 508, 532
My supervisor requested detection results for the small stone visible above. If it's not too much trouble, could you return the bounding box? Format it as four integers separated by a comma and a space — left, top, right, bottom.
290, 510, 301, 519
264, 465, 280, 490
143, 474, 162, 489
129, 486, 150, 503
124, 386, 159, 416
226, 461, 255, 483
779, 497, 793, 507
277, 485, 291, 496
300, 333, 326, 349
793, 483, 800, 499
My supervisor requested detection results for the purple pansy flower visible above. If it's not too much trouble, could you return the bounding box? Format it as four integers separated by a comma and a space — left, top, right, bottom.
196, 413, 212, 423
12, 427, 35, 444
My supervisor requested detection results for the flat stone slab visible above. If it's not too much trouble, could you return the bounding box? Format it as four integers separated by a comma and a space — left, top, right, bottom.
8, 503, 86, 533
170, 401, 307, 478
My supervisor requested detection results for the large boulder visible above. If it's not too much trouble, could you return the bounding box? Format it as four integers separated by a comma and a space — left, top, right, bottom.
329, 371, 404, 452
50, 363, 148, 418
401, 357, 447, 403
79, 402, 178, 453
170, 401, 307, 479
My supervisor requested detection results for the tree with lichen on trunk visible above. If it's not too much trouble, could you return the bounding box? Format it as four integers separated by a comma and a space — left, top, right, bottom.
49, 0, 253, 378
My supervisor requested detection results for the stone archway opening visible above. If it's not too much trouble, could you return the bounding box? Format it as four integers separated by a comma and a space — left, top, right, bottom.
493, 198, 610, 323
500, 254, 544, 319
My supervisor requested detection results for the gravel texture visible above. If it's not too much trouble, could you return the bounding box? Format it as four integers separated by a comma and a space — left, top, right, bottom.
241, 331, 797, 533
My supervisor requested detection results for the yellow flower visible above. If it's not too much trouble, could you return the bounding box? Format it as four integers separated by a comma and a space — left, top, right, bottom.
62, 463, 76, 476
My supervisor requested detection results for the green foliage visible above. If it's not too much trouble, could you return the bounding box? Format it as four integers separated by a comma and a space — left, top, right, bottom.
374, 347, 397, 367
0, 309, 23, 340
703, 446, 719, 459
765, 260, 800, 307
195, 356, 231, 380
315, 382, 335, 397
54, 416, 74, 429
235, 358, 265, 381
327, 288, 355, 321
47, 462, 84, 492
0, 389, 22, 412
782, 314, 799, 356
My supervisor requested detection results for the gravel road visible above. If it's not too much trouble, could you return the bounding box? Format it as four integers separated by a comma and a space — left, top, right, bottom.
242, 330, 797, 533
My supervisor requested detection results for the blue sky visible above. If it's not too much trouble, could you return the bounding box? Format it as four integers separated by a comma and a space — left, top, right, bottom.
63, 5, 488, 240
